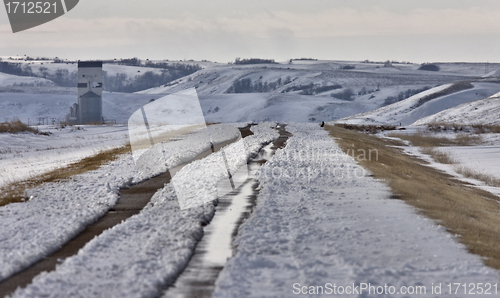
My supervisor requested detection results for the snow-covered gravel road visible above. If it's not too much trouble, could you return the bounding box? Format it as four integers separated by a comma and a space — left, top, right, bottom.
213, 123, 499, 298
3, 122, 499, 298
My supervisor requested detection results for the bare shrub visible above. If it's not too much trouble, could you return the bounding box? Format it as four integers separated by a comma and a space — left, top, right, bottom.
388, 131, 483, 147
455, 134, 483, 146
331, 88, 355, 101
336, 123, 397, 134
427, 123, 500, 134
418, 63, 440, 71
472, 124, 500, 134
0, 119, 39, 134
455, 166, 500, 187
421, 148, 457, 164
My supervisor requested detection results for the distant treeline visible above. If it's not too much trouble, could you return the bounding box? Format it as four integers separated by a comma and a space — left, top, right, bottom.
102, 58, 202, 92
340, 65, 355, 70
104, 67, 198, 93
383, 86, 431, 106
233, 58, 277, 65
3, 56, 54, 62
418, 63, 440, 71
103, 57, 202, 70
108, 57, 142, 66
103, 61, 201, 92
227, 77, 343, 95
144, 61, 201, 72
227, 77, 286, 93
284, 83, 342, 95
0, 61, 76, 86
0, 61, 31, 77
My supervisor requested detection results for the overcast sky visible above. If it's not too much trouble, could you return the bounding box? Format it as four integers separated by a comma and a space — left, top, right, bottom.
1, 0, 500, 63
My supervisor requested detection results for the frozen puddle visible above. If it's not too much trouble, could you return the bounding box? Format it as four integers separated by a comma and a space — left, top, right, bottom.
205, 166, 256, 265
163, 128, 290, 298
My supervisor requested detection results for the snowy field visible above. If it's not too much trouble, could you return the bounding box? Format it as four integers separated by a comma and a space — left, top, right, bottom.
416, 145, 500, 198
199, 93, 369, 124
139, 60, 466, 97
0, 125, 130, 190
385, 128, 500, 197
439, 146, 500, 178
0, 57, 166, 79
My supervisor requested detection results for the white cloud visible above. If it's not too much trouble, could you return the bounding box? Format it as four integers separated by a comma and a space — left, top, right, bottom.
209, 7, 500, 38
2, 2, 500, 62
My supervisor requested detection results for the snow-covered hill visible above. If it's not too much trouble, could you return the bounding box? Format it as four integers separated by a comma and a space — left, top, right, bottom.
1, 59, 499, 125
200, 93, 368, 123
414, 91, 500, 126
0, 72, 54, 87
139, 61, 469, 97
336, 81, 500, 126
136, 61, 486, 124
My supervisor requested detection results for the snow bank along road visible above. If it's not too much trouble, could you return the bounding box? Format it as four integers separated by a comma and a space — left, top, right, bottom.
3, 123, 279, 297
213, 123, 499, 298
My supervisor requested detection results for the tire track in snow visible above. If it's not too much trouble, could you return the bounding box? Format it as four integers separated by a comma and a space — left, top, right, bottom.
162, 125, 291, 298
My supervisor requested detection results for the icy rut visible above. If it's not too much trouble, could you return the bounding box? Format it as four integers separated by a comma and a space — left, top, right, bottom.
163, 125, 291, 298
213, 123, 499, 298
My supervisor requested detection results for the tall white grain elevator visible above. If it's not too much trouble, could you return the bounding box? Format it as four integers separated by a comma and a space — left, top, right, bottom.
77, 61, 103, 124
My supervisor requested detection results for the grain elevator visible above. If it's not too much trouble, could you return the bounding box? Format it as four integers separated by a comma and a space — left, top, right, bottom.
67, 61, 103, 124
